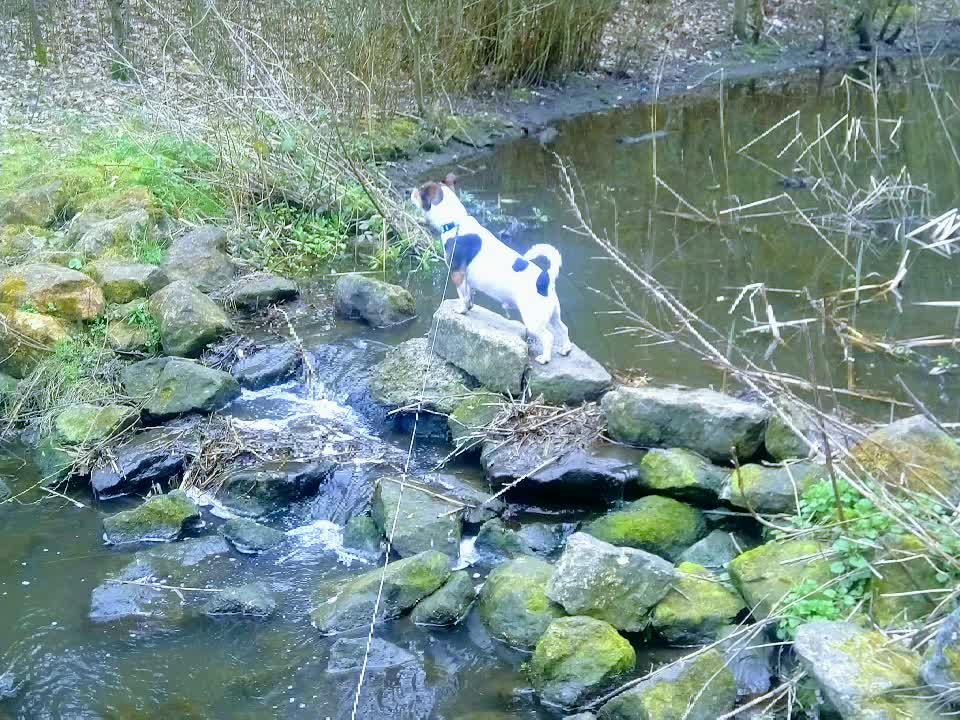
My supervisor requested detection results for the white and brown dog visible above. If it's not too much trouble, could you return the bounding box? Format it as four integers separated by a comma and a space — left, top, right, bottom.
411, 175, 572, 364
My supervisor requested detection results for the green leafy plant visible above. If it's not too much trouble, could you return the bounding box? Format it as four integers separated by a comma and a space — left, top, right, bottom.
126, 304, 162, 352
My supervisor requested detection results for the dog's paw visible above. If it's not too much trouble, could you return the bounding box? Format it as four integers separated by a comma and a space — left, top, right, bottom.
455, 304, 471, 315
534, 354, 551, 365
559, 343, 573, 356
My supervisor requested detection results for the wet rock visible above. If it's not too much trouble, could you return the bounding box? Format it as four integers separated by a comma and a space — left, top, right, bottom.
794, 621, 937, 719
52, 402, 137, 445
31, 435, 77, 486
870, 534, 941, 628
371, 478, 462, 558
226, 273, 298, 311
584, 495, 707, 561
163, 225, 237, 292
851, 414, 960, 501
634, 448, 726, 505
204, 582, 276, 617
0, 670, 15, 700
333, 273, 416, 327
448, 391, 502, 449
0, 263, 105, 320
342, 515, 383, 556
231, 342, 302, 390
102, 490, 200, 544
478, 556, 565, 650
475, 518, 568, 560
0, 180, 67, 226
327, 637, 416, 673
91, 429, 187, 499
481, 439, 645, 505
411, 570, 476, 625
720, 461, 823, 514
0, 307, 69, 378
529, 616, 635, 708
678, 529, 743, 570
526, 344, 612, 405
651, 562, 745, 644
922, 605, 960, 698
432, 300, 528, 395
311, 550, 451, 634
602, 386, 769, 462
598, 648, 735, 720
86, 260, 169, 304
564, 715, 597, 720
131, 358, 240, 419
220, 518, 285, 554
765, 402, 818, 460
369, 337, 472, 416
546, 532, 674, 632
217, 461, 336, 517
728, 539, 832, 620
0, 478, 10, 502
148, 280, 232, 358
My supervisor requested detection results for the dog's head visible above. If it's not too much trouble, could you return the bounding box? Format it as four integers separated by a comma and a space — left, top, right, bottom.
410, 174, 467, 230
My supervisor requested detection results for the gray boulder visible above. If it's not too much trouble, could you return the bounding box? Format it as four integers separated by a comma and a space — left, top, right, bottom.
431, 300, 528, 395
327, 637, 416, 673
475, 518, 569, 560
220, 517, 285, 554
634, 448, 726, 505
0, 262, 105, 321
546, 532, 675, 632
584, 495, 707, 561
163, 225, 237, 292
478, 557, 565, 649
65, 188, 156, 256
130, 358, 240, 420
342, 515, 383, 557
91, 427, 187, 499
411, 570, 476, 625
794, 621, 938, 719
231, 342, 302, 390
717, 626, 773, 698
922, 605, 960, 699
371, 478, 462, 558
226, 273, 298, 311
602, 386, 769, 462
148, 280, 233, 358
369, 337, 472, 416
333, 273, 416, 327
102, 490, 200, 544
678, 529, 743, 570
0, 180, 66, 226
86, 260, 169, 304
311, 550, 451, 634
526, 344, 612, 405
721, 461, 823, 514
765, 402, 818, 460
204, 582, 276, 617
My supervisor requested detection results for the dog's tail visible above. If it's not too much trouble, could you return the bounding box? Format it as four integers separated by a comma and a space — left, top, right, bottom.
524, 244, 562, 288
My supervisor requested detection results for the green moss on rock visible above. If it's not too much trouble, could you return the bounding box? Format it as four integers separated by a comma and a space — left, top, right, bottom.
635, 448, 725, 504
0, 306, 70, 378
102, 490, 200, 544
870, 534, 941, 628
448, 391, 502, 449
728, 539, 832, 620
585, 495, 707, 561
53, 402, 137, 445
411, 570, 476, 626
478, 557, 566, 649
652, 562, 746, 644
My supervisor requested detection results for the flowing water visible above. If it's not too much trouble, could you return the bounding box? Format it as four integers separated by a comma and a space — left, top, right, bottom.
2, 57, 960, 719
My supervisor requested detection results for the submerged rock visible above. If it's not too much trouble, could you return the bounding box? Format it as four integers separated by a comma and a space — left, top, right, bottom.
102, 490, 200, 544
411, 570, 476, 626
922, 605, 960, 699
204, 582, 276, 617
0, 263, 105, 321
311, 550, 451, 634
678, 530, 743, 571
546, 532, 675, 632
602, 386, 768, 462
448, 391, 502, 449
163, 225, 237, 292
125, 358, 240, 420
851, 414, 960, 501
148, 280, 233, 358
86, 260, 169, 304
0, 307, 69, 378
342, 515, 383, 556
226, 273, 298, 311
584, 495, 707, 561
333, 273, 416, 327
369, 338, 472, 416
220, 517, 285, 554
218, 460, 333, 517
597, 648, 736, 720
526, 344, 612, 405
371, 478, 462, 558
529, 616, 635, 708
651, 562, 745, 644
720, 461, 823, 514
52, 402, 137, 445
481, 439, 645, 505
327, 637, 416, 673
634, 448, 726, 505
231, 342, 302, 390
478, 556, 565, 650
432, 300, 528, 395
794, 621, 937, 719
728, 539, 832, 620
474, 518, 568, 560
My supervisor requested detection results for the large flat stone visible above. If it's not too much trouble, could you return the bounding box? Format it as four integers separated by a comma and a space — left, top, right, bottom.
527, 343, 611, 405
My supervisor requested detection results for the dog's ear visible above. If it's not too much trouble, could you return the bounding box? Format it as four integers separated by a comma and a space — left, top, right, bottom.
419, 182, 444, 210
443, 173, 458, 195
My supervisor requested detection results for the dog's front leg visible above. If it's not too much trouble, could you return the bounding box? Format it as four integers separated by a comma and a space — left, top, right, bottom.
451, 271, 472, 314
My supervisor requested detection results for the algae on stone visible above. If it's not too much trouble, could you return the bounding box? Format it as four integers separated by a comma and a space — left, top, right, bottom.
478, 557, 566, 650
651, 562, 746, 644
584, 495, 707, 561
448, 391, 502, 449
870, 534, 940, 628
411, 570, 476, 626
52, 402, 137, 445
371, 478, 462, 558
102, 490, 200, 544
635, 448, 726, 504
720, 461, 822, 514
0, 307, 69, 378
728, 539, 832, 620
369, 338, 472, 416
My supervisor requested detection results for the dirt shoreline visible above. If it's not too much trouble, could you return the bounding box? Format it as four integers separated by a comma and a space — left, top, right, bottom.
391, 20, 960, 184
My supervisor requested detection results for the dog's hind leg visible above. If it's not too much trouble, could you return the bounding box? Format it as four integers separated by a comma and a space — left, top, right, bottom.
451, 271, 473, 314
549, 306, 573, 356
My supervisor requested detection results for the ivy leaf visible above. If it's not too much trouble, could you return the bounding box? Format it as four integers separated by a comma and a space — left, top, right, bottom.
830, 561, 846, 574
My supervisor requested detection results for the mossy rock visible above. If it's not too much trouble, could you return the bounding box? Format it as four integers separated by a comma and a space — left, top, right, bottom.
102, 490, 200, 544
139, 359, 240, 420
0, 263, 105, 321
448, 391, 502, 449
475, 518, 568, 560
220, 518, 285, 554
52, 402, 137, 445
0, 224, 56, 257
528, 616, 635, 708
31, 435, 77, 486
651, 562, 746, 644
598, 648, 736, 720
371, 478, 462, 558
147, 280, 232, 358
411, 570, 476, 626
584, 495, 707, 561
870, 534, 941, 628
368, 338, 472, 416
728, 539, 832, 620
635, 448, 726, 504
342, 515, 383, 556
311, 550, 451, 634
478, 557, 566, 650
203, 582, 276, 618
922, 605, 960, 694
0, 306, 70, 378
106, 321, 155, 353
720, 461, 823, 514
86, 260, 169, 304
333, 273, 416, 328
0, 180, 70, 227
764, 402, 817, 460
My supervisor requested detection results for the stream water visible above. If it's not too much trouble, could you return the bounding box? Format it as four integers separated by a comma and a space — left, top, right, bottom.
2, 57, 959, 719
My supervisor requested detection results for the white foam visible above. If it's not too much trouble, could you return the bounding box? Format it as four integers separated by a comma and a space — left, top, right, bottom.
455, 536, 480, 570
283, 519, 369, 567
